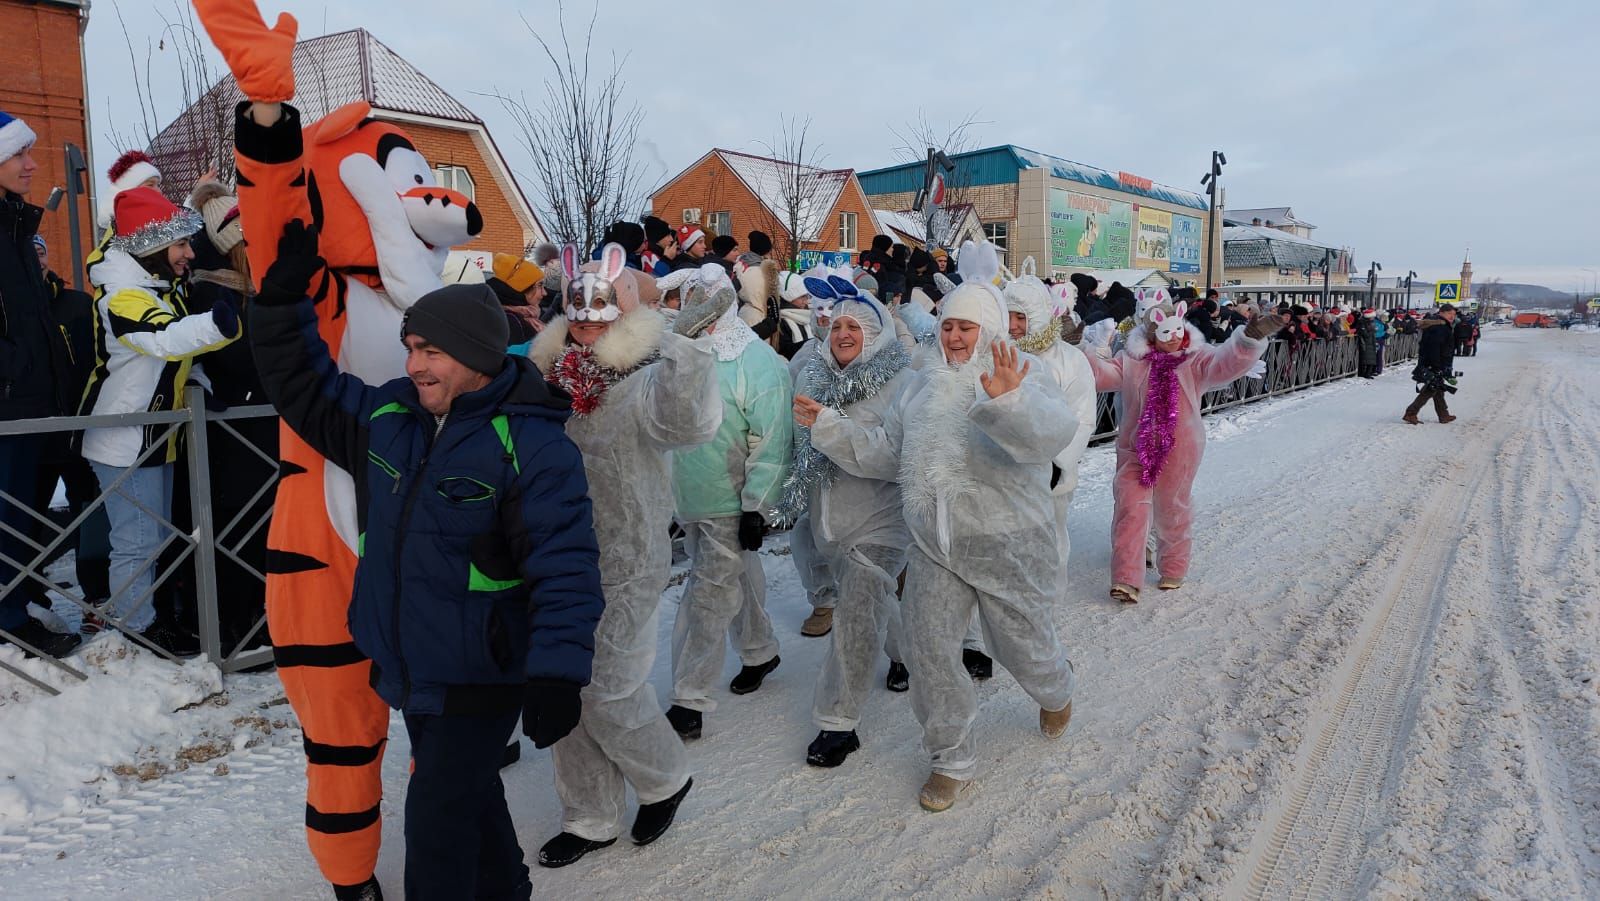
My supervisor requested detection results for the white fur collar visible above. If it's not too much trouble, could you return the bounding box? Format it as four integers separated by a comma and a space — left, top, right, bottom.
899, 347, 997, 543
528, 307, 667, 373
1125, 321, 1207, 360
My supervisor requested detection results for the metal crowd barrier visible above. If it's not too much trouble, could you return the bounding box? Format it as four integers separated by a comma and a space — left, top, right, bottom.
0, 388, 278, 693
1086, 332, 1420, 443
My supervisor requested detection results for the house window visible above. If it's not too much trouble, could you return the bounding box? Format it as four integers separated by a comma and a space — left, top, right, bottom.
708, 211, 732, 240
839, 211, 858, 251
433, 165, 475, 201
983, 221, 1009, 266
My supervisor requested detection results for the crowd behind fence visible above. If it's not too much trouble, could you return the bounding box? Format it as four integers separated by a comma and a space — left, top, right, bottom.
0, 333, 1419, 689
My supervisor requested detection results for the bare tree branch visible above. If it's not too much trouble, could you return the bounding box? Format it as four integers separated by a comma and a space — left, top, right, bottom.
886, 108, 989, 250
758, 116, 830, 267
485, 2, 648, 254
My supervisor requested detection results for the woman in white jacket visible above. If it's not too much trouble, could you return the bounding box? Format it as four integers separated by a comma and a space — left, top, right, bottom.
779, 288, 916, 768
78, 186, 239, 645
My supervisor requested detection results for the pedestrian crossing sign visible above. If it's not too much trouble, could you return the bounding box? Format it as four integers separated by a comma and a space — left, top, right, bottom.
1435, 280, 1461, 302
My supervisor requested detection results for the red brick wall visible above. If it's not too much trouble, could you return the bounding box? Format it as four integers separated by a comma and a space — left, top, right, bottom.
1, 0, 93, 285
650, 152, 882, 266
402, 122, 532, 255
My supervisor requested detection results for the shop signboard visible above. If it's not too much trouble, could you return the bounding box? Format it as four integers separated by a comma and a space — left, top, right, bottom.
1135, 207, 1172, 270
796, 250, 855, 271
1049, 189, 1132, 269
1170, 213, 1202, 273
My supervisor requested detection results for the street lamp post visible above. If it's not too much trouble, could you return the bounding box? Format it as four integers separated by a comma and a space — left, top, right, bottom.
1404, 270, 1417, 311
1201, 150, 1226, 291
1367, 261, 1382, 310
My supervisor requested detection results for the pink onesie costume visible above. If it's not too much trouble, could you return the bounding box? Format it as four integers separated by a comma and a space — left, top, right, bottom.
1079, 322, 1268, 588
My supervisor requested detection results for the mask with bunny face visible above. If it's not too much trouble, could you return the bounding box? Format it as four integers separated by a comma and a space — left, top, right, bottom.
1147, 300, 1189, 347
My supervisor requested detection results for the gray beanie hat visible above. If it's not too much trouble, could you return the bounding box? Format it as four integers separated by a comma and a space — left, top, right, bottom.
401, 283, 510, 376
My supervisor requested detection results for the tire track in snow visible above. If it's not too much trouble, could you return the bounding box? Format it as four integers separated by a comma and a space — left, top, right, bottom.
1232, 372, 1527, 901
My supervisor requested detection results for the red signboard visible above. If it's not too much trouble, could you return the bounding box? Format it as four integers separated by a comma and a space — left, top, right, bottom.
1118, 171, 1153, 192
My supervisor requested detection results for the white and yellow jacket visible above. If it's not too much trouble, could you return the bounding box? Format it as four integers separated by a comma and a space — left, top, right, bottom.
78, 247, 239, 467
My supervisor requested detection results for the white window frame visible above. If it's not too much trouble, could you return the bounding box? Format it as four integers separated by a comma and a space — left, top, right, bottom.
839, 211, 858, 251
433, 165, 475, 201
709, 210, 732, 240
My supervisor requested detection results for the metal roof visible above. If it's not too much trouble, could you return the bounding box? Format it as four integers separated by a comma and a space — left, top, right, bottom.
148, 28, 482, 198
858, 145, 1208, 212
873, 204, 980, 248
1223, 207, 1314, 230
714, 149, 853, 243
1222, 225, 1343, 269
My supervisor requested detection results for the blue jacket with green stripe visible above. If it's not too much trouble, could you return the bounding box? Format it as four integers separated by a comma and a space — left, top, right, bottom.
250, 296, 603, 716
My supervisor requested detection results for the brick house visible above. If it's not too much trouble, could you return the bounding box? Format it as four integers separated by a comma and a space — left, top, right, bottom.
147, 28, 544, 256
650, 149, 881, 266
1, 0, 93, 284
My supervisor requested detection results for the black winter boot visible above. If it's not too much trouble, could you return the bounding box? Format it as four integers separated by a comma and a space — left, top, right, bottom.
1, 616, 81, 659
665, 704, 702, 740
885, 661, 909, 693
806, 730, 861, 768
963, 648, 993, 681
631, 777, 693, 845
729, 655, 780, 694
537, 832, 616, 868
332, 876, 383, 901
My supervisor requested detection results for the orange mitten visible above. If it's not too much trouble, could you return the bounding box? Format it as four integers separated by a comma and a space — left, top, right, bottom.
192, 0, 298, 103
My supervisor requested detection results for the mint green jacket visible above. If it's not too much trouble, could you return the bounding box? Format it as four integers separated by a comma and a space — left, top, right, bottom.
672, 341, 794, 521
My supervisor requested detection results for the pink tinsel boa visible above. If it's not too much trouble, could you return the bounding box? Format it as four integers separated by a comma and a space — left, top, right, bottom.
1135, 350, 1184, 486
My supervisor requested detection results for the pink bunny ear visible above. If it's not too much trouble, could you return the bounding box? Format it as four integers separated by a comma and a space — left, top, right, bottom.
1174, 300, 1188, 319
1150, 308, 1166, 323
561, 244, 580, 281
598, 242, 627, 281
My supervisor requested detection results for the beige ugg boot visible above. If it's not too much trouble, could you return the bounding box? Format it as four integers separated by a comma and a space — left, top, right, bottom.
1110, 583, 1140, 604
1040, 702, 1073, 740
1157, 577, 1183, 591
918, 773, 971, 812
801, 607, 833, 637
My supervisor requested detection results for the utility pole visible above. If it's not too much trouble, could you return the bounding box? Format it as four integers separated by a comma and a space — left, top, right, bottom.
1404, 270, 1417, 311
1201, 150, 1226, 291
1320, 249, 1333, 310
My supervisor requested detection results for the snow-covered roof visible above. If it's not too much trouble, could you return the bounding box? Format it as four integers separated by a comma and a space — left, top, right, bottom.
873, 204, 979, 248
1060, 268, 1170, 288
715, 149, 852, 243
1224, 207, 1314, 230
1223, 224, 1343, 269
148, 28, 482, 199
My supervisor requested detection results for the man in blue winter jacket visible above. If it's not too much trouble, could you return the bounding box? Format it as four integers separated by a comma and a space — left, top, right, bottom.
249, 220, 604, 901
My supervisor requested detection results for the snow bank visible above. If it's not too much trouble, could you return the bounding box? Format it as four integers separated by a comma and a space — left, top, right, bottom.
0, 636, 233, 830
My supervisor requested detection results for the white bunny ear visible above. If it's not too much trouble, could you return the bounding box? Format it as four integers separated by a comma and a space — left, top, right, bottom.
1150, 308, 1166, 323
956, 239, 1000, 287
1021, 256, 1037, 278
598, 243, 627, 281
561, 244, 581, 281
1174, 300, 1188, 319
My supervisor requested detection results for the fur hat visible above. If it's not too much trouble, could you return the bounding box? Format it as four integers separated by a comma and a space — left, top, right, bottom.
747, 230, 773, 256
111, 186, 202, 258
189, 179, 244, 255
491, 253, 543, 293
0, 110, 37, 165
101, 151, 163, 229
870, 234, 893, 254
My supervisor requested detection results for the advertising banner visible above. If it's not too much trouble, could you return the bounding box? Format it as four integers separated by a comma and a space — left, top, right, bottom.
1135, 207, 1172, 270
1049, 189, 1132, 269
796, 250, 855, 271
1170, 213, 1202, 273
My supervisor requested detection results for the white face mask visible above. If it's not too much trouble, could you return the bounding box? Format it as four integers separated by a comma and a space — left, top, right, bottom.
1148, 301, 1188, 344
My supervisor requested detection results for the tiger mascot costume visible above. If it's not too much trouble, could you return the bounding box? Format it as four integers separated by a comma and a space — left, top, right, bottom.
194, 2, 483, 896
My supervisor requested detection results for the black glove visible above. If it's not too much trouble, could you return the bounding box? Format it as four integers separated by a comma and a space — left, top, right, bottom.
210, 296, 241, 337
522, 679, 583, 749
738, 511, 765, 552
256, 219, 325, 306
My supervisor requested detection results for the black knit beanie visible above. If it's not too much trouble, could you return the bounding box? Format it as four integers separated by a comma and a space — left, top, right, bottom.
401, 283, 509, 376
747, 230, 773, 255
711, 234, 739, 257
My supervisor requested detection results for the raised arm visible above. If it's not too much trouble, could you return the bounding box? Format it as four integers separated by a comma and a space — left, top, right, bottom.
103, 289, 239, 359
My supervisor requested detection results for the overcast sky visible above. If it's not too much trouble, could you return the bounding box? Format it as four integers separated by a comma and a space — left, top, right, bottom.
82, 0, 1600, 294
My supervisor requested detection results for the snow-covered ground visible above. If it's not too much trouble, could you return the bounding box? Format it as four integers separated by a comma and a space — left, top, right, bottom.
2, 328, 1596, 899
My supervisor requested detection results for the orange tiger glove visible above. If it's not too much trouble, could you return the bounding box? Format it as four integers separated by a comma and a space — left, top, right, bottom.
192, 0, 298, 103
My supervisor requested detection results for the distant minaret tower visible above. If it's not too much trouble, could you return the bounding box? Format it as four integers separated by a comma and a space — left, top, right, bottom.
1460, 248, 1473, 303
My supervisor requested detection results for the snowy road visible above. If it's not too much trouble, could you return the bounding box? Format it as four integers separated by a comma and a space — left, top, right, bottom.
2, 328, 1597, 899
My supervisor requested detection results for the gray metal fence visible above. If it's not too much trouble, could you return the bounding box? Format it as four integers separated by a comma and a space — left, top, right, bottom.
1, 334, 1418, 691
0, 388, 277, 692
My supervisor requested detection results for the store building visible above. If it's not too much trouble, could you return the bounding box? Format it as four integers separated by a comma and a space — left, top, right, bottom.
857, 145, 1217, 286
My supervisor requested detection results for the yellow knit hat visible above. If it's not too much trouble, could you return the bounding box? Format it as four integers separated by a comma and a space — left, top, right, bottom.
492, 253, 543, 293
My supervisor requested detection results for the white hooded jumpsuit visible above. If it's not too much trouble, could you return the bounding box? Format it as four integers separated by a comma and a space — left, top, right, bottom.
529, 302, 721, 843
780, 295, 916, 732
881, 269, 1080, 780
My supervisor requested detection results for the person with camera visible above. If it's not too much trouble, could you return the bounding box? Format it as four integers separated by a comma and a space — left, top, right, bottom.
1403, 304, 1460, 425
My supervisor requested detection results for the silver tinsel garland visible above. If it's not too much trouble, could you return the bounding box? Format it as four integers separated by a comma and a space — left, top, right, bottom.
110, 208, 204, 259
770, 340, 911, 526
